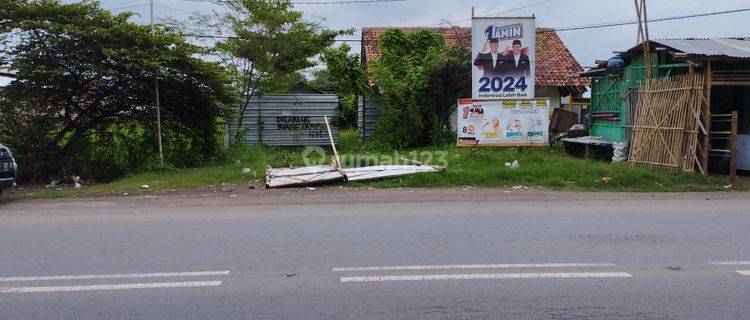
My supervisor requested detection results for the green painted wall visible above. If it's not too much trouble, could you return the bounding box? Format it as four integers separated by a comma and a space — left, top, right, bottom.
589, 53, 687, 141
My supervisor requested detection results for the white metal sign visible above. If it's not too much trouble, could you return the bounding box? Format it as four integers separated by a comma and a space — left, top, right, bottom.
457, 98, 549, 147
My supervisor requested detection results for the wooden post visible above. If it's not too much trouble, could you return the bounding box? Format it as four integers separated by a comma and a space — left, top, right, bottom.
702, 61, 712, 174
730, 111, 738, 183
324, 115, 342, 172
634, 0, 652, 79
642, 0, 652, 78
360, 95, 366, 143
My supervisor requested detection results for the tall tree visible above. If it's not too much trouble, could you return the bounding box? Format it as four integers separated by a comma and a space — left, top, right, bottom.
211, 0, 343, 140
0, 0, 234, 181
369, 29, 447, 148
422, 46, 472, 145
311, 43, 365, 128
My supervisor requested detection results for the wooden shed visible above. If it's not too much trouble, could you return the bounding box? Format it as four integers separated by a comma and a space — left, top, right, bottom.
581, 37, 750, 177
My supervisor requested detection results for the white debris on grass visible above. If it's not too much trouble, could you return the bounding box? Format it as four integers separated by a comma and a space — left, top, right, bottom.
505, 160, 520, 169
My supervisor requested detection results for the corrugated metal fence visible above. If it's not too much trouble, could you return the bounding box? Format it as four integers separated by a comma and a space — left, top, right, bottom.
357, 95, 378, 141
230, 94, 339, 146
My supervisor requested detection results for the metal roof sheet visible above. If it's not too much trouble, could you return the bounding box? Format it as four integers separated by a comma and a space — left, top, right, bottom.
653, 38, 750, 58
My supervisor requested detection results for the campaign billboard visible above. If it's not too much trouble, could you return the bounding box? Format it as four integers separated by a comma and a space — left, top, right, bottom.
457, 98, 549, 147
471, 17, 535, 99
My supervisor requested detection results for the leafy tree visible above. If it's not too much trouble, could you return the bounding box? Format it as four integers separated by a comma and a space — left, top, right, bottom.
0, 0, 234, 181
210, 0, 344, 140
422, 46, 472, 145
311, 43, 365, 128
369, 29, 447, 148
367, 29, 472, 148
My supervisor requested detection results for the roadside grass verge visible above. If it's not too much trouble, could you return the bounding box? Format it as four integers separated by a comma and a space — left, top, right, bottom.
3, 130, 744, 201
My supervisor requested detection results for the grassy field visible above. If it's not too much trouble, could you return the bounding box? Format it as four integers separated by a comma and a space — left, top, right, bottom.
3, 130, 744, 201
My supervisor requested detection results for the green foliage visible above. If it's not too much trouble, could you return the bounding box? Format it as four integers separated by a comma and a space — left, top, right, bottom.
314, 43, 364, 94
368, 29, 471, 149
212, 0, 345, 139
311, 43, 365, 128
334, 94, 358, 129
369, 29, 447, 149
0, 0, 235, 182
422, 46, 472, 145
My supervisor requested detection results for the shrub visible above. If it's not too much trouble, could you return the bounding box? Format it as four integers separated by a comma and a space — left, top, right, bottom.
368, 29, 471, 149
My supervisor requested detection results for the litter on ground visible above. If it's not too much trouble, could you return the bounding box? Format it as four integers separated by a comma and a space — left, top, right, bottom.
505, 160, 520, 169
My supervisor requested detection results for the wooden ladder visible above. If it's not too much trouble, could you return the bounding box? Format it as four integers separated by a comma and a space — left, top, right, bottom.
709, 111, 739, 182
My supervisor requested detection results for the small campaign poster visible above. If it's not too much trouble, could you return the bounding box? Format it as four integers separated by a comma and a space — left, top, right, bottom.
457, 98, 549, 147
471, 17, 535, 99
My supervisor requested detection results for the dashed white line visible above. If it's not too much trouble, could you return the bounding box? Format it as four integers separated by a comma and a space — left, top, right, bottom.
333, 263, 616, 272
736, 270, 750, 276
710, 261, 750, 266
0, 271, 230, 282
0, 281, 223, 293
340, 272, 633, 283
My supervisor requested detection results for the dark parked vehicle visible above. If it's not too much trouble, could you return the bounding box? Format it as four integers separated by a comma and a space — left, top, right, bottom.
0, 143, 17, 195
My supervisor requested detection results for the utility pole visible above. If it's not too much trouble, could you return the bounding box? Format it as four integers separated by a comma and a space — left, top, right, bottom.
150, 0, 165, 165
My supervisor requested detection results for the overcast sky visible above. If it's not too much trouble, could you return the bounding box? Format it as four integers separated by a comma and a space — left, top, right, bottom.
102, 0, 750, 65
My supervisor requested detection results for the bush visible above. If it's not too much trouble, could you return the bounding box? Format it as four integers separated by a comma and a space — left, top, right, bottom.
422, 46, 472, 146
368, 29, 471, 149
334, 94, 358, 129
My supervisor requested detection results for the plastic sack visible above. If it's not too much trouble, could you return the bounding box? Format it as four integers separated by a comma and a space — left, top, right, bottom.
612, 141, 629, 163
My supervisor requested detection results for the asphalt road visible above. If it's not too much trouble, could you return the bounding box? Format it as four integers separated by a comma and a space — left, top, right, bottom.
1, 189, 749, 319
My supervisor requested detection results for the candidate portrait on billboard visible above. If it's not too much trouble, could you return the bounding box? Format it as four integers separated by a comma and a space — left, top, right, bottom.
503, 39, 531, 79
473, 37, 530, 79
471, 18, 535, 99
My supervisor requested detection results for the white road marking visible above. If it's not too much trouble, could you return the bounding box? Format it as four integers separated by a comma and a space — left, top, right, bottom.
340, 272, 633, 283
737, 271, 750, 276
0, 271, 230, 282
0, 281, 222, 293
710, 261, 750, 266
333, 263, 616, 272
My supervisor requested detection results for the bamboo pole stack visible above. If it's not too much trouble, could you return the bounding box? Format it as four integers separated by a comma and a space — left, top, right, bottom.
628, 74, 705, 172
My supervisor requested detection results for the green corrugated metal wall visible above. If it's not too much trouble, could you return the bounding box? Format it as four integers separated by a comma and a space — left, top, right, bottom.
589, 53, 685, 141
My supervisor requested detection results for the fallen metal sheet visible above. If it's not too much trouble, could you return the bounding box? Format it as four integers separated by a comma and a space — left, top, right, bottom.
265, 117, 443, 188
265, 164, 443, 188
265, 165, 345, 188
343, 165, 443, 182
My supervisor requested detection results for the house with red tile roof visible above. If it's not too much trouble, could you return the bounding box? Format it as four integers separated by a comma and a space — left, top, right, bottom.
361, 26, 590, 108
